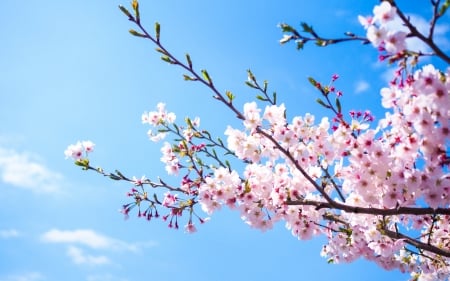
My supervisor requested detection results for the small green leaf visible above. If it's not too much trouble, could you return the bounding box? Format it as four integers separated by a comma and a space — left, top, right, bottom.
279, 23, 294, 33
308, 77, 317, 87
185, 117, 193, 128
226, 90, 235, 101
183, 74, 197, 81
300, 22, 313, 33
155, 48, 166, 54
256, 95, 267, 101
131, 0, 140, 22
161, 55, 173, 63
315, 39, 326, 47
75, 158, 89, 168
185, 53, 192, 69
316, 98, 331, 108
272, 92, 277, 104
247, 69, 256, 83
201, 70, 212, 84
335, 97, 342, 113
118, 5, 134, 20
296, 40, 305, 50
109, 174, 121, 180
129, 29, 147, 38
115, 170, 129, 180
225, 160, 231, 171
245, 81, 257, 89
155, 22, 161, 42
263, 80, 268, 92
439, 0, 450, 16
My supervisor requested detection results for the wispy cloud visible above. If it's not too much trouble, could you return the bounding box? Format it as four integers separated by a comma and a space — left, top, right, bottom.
354, 80, 370, 94
67, 246, 110, 266
41, 229, 155, 252
0, 272, 45, 281
0, 148, 63, 193
41, 228, 157, 266
0, 228, 20, 238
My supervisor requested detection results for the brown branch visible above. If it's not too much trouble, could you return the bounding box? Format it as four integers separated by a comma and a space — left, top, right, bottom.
383, 227, 450, 258
286, 198, 450, 216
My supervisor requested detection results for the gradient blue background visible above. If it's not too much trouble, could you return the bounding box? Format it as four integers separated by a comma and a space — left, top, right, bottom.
1, 1, 448, 281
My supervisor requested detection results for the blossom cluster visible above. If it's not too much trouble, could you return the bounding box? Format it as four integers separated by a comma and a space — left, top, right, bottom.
67, 1, 450, 279
64, 140, 95, 160
194, 63, 449, 280
358, 1, 407, 54
141, 102, 176, 141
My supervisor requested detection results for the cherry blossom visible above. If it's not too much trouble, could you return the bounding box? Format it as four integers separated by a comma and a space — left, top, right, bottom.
67, 1, 450, 280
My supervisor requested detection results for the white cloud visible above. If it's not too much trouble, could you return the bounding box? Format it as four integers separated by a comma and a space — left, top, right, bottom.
0, 272, 45, 281
40, 229, 154, 252
354, 80, 370, 94
41, 228, 157, 266
67, 246, 110, 266
0, 148, 63, 193
0, 229, 20, 238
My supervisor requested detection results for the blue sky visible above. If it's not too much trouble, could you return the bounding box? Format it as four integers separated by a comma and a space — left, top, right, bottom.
0, 1, 449, 281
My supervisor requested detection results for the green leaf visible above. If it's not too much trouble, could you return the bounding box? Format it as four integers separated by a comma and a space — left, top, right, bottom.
173, 123, 180, 133
247, 69, 256, 82
183, 74, 197, 81
109, 174, 121, 180
161, 55, 173, 63
131, 0, 140, 22
245, 81, 257, 89
256, 95, 267, 101
185, 117, 193, 128
279, 23, 294, 33
201, 70, 212, 84
263, 80, 268, 92
296, 40, 304, 50
226, 90, 235, 101
335, 97, 342, 113
315, 39, 327, 47
185, 53, 192, 69
155, 22, 161, 42
307, 77, 317, 87
439, 0, 450, 16
225, 160, 231, 171
118, 5, 134, 20
300, 22, 313, 33
316, 98, 331, 108
129, 29, 147, 38
155, 48, 166, 55
115, 170, 129, 180
272, 92, 277, 104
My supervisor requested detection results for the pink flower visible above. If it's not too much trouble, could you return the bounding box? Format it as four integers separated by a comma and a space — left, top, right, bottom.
162, 192, 177, 207
384, 31, 407, 53
184, 222, 197, 233
367, 26, 387, 47
82, 140, 95, 153
64, 143, 82, 159
132, 175, 146, 186
243, 102, 261, 129
372, 1, 397, 24
358, 15, 372, 29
